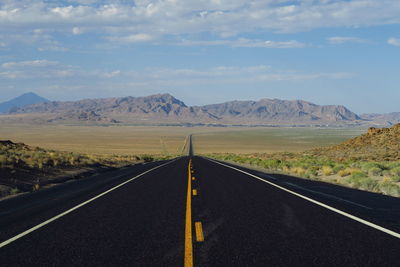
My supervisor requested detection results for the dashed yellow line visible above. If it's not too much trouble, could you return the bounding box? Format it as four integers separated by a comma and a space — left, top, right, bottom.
192, 189, 197, 196
195, 222, 204, 242
184, 160, 193, 267
192, 176, 196, 181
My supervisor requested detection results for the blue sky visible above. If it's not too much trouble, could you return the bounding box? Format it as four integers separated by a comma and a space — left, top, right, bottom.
0, 0, 400, 114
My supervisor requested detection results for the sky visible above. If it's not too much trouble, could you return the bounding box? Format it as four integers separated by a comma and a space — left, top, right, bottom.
0, 0, 400, 114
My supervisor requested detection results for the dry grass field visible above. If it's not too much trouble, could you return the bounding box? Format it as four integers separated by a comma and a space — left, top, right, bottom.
0, 124, 193, 155
0, 124, 366, 155
192, 127, 365, 154
0, 125, 365, 156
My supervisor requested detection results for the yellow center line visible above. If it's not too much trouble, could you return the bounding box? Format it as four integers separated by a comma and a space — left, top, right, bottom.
195, 222, 204, 242
184, 159, 193, 267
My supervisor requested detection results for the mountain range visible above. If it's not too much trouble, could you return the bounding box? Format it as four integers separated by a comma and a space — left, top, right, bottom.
1, 93, 398, 126
360, 113, 400, 126
0, 92, 48, 113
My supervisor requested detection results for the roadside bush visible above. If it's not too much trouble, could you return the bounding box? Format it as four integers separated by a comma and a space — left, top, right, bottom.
10, 188, 20, 195
290, 167, 306, 176
304, 169, 318, 179
387, 162, 400, 170
379, 182, 400, 197
360, 162, 383, 172
368, 167, 383, 177
337, 168, 355, 177
390, 176, 400, 183
141, 155, 155, 162
282, 166, 290, 173
262, 159, 281, 170
346, 171, 368, 186
337, 170, 348, 177
360, 178, 379, 191
0, 155, 8, 168
347, 171, 379, 191
321, 166, 333, 176
390, 167, 400, 182
248, 158, 261, 166
332, 164, 345, 174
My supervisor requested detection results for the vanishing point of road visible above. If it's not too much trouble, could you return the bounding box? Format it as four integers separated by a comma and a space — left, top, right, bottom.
0, 136, 399, 266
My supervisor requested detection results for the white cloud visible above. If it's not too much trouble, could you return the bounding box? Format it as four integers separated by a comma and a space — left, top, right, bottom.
388, 37, 400, 47
0, 60, 75, 79
0, 59, 353, 86
180, 38, 306, 48
1, 60, 59, 68
72, 27, 84, 35
0, 0, 399, 47
0, 30, 68, 51
327, 36, 368, 44
109, 33, 155, 43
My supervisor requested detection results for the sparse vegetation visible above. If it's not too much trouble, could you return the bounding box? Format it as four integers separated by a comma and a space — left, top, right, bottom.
205, 124, 400, 197
207, 152, 400, 197
0, 140, 176, 198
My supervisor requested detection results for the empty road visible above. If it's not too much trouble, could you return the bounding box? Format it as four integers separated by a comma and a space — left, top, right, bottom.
0, 137, 399, 266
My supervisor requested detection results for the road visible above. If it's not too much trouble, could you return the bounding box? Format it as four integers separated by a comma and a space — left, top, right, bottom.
0, 136, 399, 266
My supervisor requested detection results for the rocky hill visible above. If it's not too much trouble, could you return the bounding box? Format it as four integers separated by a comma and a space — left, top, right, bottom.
312, 124, 400, 161
7, 93, 363, 126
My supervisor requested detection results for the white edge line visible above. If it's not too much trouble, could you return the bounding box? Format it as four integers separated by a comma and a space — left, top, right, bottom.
205, 157, 400, 239
283, 182, 372, 210
0, 159, 178, 249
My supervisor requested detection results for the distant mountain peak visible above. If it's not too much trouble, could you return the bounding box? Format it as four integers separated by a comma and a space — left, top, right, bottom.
0, 92, 49, 113
146, 93, 187, 107
22, 92, 40, 97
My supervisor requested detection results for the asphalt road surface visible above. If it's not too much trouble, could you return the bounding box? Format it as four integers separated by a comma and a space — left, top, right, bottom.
0, 138, 399, 266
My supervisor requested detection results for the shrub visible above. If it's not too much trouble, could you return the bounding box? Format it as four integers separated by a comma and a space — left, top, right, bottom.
32, 184, 40, 191
332, 164, 345, 174
338, 168, 352, 177
0, 155, 8, 168
290, 167, 306, 176
360, 178, 379, 191
141, 155, 154, 162
321, 166, 333, 176
347, 172, 379, 191
387, 162, 400, 170
368, 167, 382, 176
282, 166, 290, 173
379, 182, 400, 197
248, 158, 261, 166
10, 188, 20, 195
305, 169, 318, 178
347, 171, 368, 186
360, 162, 383, 172
390, 176, 400, 183
262, 159, 281, 170
390, 167, 400, 182
52, 159, 59, 167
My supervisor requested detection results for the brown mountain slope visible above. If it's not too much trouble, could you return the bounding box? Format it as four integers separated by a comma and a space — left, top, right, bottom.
312, 124, 400, 161
199, 99, 360, 123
